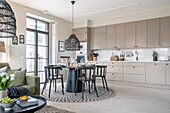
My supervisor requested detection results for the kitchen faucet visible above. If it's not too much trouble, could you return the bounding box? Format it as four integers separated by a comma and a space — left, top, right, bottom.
135, 51, 138, 61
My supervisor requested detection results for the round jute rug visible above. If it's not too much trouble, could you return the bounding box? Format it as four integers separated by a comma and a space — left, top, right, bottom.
41, 86, 116, 103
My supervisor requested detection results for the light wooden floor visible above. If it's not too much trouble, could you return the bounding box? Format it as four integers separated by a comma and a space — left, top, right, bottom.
45, 83, 170, 113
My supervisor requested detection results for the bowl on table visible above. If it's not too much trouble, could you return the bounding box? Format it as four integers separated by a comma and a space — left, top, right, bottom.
0, 101, 16, 111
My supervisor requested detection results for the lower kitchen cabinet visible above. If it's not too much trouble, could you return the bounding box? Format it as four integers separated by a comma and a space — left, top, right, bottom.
107, 73, 122, 81
146, 63, 165, 85
123, 74, 145, 83
166, 63, 170, 85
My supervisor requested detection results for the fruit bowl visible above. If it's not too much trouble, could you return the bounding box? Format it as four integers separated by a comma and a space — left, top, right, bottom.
0, 101, 16, 111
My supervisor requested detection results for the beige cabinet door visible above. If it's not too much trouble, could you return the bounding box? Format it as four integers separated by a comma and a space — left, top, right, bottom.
146, 63, 165, 85
90, 28, 95, 50
94, 32, 107, 49
74, 27, 87, 42
148, 19, 160, 48
115, 23, 126, 49
160, 17, 170, 47
107, 25, 116, 49
136, 20, 148, 48
125, 22, 136, 48
165, 63, 170, 85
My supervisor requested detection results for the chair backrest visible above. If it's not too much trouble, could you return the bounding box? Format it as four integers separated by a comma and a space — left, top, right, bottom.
44, 65, 62, 80
96, 65, 107, 77
76, 65, 96, 81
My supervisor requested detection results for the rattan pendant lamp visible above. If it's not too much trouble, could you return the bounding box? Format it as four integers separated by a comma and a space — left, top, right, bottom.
0, 0, 16, 38
65, 0, 81, 51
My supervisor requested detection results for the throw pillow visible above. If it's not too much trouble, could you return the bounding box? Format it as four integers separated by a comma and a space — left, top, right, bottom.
10, 70, 26, 87
0, 66, 7, 73
6, 68, 22, 74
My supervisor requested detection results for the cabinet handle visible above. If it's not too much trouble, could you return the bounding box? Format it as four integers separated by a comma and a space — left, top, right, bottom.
167, 64, 169, 65
154, 63, 156, 65
112, 63, 114, 64
112, 73, 114, 75
133, 66, 135, 68
112, 66, 114, 68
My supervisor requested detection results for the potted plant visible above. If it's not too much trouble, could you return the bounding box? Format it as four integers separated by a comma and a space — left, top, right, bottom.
0, 73, 15, 101
152, 51, 158, 61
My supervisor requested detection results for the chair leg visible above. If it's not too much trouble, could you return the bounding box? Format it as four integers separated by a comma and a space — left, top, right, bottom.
88, 81, 91, 94
61, 78, 64, 95
91, 80, 94, 89
53, 80, 55, 87
55, 79, 57, 92
104, 77, 109, 92
93, 80, 98, 97
82, 81, 85, 100
41, 80, 47, 94
102, 77, 105, 88
49, 80, 52, 98
75, 79, 78, 96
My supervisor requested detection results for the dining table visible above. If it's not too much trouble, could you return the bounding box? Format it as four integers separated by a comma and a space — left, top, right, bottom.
65, 67, 82, 93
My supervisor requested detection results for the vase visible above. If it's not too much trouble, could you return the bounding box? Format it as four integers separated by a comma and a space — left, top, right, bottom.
153, 56, 158, 61
0, 90, 7, 101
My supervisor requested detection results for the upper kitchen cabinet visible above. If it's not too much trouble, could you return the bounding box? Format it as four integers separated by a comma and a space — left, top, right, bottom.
74, 27, 87, 42
115, 23, 126, 49
90, 26, 107, 50
148, 18, 160, 48
136, 20, 148, 48
125, 22, 136, 48
160, 17, 170, 47
107, 25, 116, 49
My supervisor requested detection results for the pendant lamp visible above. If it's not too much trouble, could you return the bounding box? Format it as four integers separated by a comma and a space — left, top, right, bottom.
65, 0, 81, 51
0, 0, 16, 38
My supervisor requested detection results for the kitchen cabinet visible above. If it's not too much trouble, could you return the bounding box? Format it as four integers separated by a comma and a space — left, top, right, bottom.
104, 62, 123, 81
146, 63, 165, 85
136, 20, 148, 48
148, 18, 160, 48
125, 22, 136, 48
123, 63, 146, 83
90, 26, 107, 50
165, 63, 170, 85
74, 27, 87, 42
160, 17, 170, 47
107, 25, 116, 49
115, 23, 126, 49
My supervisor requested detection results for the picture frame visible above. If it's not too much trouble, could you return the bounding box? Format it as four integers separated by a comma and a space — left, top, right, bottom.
58, 41, 65, 52
19, 35, 25, 44
12, 36, 18, 45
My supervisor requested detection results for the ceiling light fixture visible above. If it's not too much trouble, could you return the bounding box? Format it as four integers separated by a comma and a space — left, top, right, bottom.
0, 0, 16, 38
84, 2, 138, 16
65, 0, 81, 51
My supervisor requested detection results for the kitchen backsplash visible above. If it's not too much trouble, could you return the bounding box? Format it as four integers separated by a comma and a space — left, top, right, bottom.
94, 48, 170, 61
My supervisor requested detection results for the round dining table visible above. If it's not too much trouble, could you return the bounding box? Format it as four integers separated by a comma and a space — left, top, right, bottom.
66, 67, 82, 93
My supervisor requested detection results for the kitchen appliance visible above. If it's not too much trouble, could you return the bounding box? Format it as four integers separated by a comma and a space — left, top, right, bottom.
76, 42, 87, 63
159, 56, 170, 62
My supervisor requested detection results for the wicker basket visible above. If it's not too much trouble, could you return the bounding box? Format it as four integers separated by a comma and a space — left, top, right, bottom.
110, 56, 118, 61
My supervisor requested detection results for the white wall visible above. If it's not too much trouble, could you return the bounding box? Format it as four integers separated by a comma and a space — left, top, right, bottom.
6, 0, 75, 69
74, 7, 170, 28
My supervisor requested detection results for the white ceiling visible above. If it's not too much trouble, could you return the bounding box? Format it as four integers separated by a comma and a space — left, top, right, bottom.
10, 0, 170, 22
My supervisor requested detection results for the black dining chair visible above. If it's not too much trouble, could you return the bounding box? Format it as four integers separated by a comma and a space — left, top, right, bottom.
41, 65, 64, 98
75, 65, 98, 100
95, 65, 109, 91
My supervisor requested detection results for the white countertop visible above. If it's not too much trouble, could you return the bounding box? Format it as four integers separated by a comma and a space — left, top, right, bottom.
87, 60, 170, 63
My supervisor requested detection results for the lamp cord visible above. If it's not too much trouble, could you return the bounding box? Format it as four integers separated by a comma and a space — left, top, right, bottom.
71, 1, 75, 34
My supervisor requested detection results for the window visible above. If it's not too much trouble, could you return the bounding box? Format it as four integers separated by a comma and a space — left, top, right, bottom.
26, 17, 49, 83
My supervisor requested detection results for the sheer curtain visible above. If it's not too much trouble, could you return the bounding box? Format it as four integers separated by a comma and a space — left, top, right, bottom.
0, 38, 10, 62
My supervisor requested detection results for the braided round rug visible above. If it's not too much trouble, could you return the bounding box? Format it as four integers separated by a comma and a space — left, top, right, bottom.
41, 86, 116, 103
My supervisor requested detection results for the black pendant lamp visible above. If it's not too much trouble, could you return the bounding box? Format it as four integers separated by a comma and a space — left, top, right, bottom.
0, 0, 16, 38
65, 0, 81, 51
